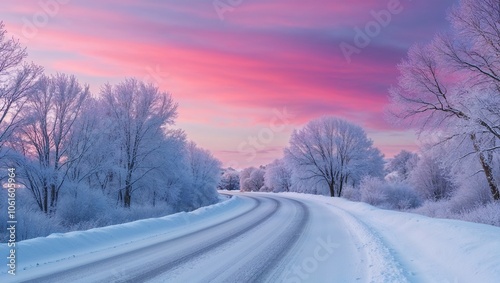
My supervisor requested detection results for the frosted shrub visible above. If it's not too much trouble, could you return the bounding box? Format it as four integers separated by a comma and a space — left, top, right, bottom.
386, 185, 422, 210
460, 202, 500, 227
408, 153, 456, 201
240, 167, 265, 192
57, 189, 111, 227
342, 185, 360, 201
0, 189, 62, 241
360, 177, 387, 207
412, 200, 452, 218
447, 174, 492, 213
264, 158, 292, 193
259, 186, 272, 192
360, 177, 421, 210
13, 206, 64, 241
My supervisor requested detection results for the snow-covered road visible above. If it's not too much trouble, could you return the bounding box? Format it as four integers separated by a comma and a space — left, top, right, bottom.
2, 192, 500, 282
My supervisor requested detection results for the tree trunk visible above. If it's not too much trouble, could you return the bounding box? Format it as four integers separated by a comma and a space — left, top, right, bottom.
117, 189, 123, 205
477, 151, 500, 200
124, 183, 132, 208
328, 182, 335, 197
471, 134, 500, 200
50, 183, 57, 213
42, 185, 48, 214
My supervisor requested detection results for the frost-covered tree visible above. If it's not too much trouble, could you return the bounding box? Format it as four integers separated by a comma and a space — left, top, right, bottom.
11, 74, 90, 213
101, 78, 177, 207
388, 0, 500, 200
408, 152, 456, 201
183, 142, 221, 209
264, 158, 292, 192
0, 22, 43, 152
285, 116, 384, 197
219, 168, 240, 191
386, 150, 419, 181
240, 167, 265, 192
69, 99, 117, 194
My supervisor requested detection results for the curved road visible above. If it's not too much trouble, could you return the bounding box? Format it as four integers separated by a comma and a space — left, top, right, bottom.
17, 193, 317, 283
7, 192, 499, 282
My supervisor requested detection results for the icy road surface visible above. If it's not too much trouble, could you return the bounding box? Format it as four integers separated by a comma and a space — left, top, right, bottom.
2, 192, 500, 282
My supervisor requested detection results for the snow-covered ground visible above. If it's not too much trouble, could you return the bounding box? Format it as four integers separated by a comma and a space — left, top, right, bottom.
1, 192, 499, 282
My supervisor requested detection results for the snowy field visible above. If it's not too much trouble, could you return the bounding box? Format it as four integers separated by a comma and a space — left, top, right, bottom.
1, 192, 499, 283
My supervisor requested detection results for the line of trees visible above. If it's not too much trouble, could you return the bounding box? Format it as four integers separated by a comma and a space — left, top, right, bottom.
0, 23, 221, 218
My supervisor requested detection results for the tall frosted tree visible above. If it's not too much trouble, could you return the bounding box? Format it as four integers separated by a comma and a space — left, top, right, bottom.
388, 0, 500, 200
101, 78, 177, 207
285, 116, 384, 197
0, 22, 42, 153
12, 74, 90, 213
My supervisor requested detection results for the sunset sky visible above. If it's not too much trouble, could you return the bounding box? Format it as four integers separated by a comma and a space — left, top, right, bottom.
1, 0, 458, 168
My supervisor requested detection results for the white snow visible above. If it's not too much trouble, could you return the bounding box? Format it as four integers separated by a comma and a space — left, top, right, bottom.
1, 192, 499, 283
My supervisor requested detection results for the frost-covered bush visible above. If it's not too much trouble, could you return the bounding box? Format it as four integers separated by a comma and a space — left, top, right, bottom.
10, 206, 64, 241
264, 159, 292, 193
385, 150, 419, 181
360, 177, 387, 207
408, 153, 456, 201
240, 167, 265, 192
218, 169, 240, 191
410, 174, 498, 226
259, 186, 272, 192
0, 188, 63, 241
57, 189, 111, 227
412, 200, 452, 219
360, 177, 421, 210
459, 202, 500, 227
413, 200, 500, 228
386, 185, 422, 210
446, 174, 492, 213
342, 185, 361, 201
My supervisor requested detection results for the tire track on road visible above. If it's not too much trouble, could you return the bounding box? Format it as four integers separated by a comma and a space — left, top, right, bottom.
22, 196, 264, 283
129, 196, 280, 282
225, 197, 310, 283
